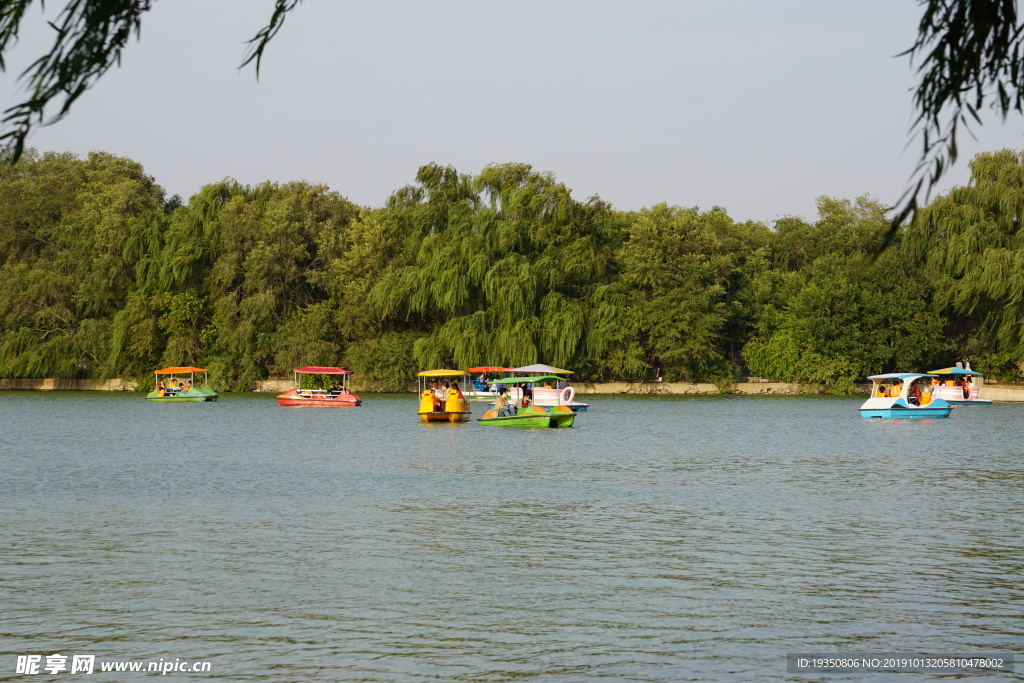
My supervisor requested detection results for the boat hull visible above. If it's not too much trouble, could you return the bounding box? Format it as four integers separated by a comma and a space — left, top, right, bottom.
478, 406, 575, 428
276, 389, 361, 407
146, 388, 218, 402
545, 405, 576, 427
859, 394, 952, 419
860, 407, 952, 418
477, 414, 553, 428
419, 411, 471, 423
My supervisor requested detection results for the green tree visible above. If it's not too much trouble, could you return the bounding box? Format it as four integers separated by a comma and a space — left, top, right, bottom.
904, 149, 1024, 360
612, 204, 735, 382
0, 149, 166, 378
744, 197, 946, 389
369, 162, 620, 372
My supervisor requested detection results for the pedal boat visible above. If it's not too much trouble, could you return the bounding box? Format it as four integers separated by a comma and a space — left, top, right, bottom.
146, 366, 218, 402
276, 366, 361, 407
478, 405, 576, 428
927, 366, 993, 406
417, 369, 471, 423
859, 373, 952, 418
490, 374, 589, 412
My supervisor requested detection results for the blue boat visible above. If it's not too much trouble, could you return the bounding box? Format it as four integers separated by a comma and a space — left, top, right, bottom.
859, 373, 953, 419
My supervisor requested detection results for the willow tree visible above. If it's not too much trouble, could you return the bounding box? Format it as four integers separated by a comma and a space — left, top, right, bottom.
0, 0, 302, 160
0, 149, 166, 378
904, 149, 1024, 365
369, 163, 620, 373
144, 180, 359, 389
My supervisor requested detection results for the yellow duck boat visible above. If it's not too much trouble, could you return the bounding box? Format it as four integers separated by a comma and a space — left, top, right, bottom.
416, 370, 471, 423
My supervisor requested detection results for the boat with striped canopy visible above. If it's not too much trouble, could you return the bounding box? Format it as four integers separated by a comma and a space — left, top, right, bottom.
276, 366, 362, 407
146, 367, 218, 402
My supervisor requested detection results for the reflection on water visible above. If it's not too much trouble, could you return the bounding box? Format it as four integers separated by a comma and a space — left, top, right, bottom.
1, 392, 1022, 681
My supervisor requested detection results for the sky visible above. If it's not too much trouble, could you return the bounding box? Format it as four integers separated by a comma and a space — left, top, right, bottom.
2, 0, 1023, 224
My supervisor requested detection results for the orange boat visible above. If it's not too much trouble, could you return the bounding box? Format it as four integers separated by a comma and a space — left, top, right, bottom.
276, 366, 361, 407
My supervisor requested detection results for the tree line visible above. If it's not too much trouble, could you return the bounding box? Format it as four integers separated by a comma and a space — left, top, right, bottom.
1, 148, 1022, 392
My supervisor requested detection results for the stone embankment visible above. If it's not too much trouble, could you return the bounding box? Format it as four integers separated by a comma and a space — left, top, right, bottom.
0, 378, 138, 391
6, 378, 1024, 401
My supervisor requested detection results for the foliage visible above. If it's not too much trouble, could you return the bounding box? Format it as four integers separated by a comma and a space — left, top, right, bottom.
896, 0, 1024, 233
2, 149, 1021, 392
613, 204, 734, 382
971, 352, 1024, 383
0, 0, 304, 160
743, 197, 946, 391
905, 149, 1024, 357
0, 149, 166, 378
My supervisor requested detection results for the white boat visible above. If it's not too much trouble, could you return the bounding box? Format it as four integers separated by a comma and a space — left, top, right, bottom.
926, 365, 993, 406
859, 373, 953, 418
505, 364, 589, 412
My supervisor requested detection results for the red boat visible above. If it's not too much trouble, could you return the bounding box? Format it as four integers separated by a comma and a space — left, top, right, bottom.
276, 366, 362, 407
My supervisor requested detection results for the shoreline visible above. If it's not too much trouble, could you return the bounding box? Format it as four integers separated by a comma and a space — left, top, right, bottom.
5, 377, 1024, 401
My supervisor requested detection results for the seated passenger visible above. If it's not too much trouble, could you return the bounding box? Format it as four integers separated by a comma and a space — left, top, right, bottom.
494, 388, 516, 417
889, 382, 901, 397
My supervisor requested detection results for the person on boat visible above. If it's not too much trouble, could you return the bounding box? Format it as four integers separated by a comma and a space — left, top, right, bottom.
909, 383, 922, 406
494, 387, 516, 417
888, 381, 901, 398
521, 393, 532, 409
328, 383, 341, 397
876, 384, 887, 397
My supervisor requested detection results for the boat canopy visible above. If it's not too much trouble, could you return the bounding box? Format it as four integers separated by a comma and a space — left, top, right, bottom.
928, 367, 983, 376
417, 369, 468, 377
867, 373, 938, 380
489, 375, 565, 385
294, 366, 352, 375
507, 364, 573, 374
155, 366, 207, 374
467, 366, 511, 372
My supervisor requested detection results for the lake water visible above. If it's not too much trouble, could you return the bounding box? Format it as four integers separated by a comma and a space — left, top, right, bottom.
2, 392, 1022, 681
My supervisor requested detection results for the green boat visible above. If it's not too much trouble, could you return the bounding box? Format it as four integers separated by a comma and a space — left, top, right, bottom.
146, 366, 218, 402
477, 405, 575, 428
